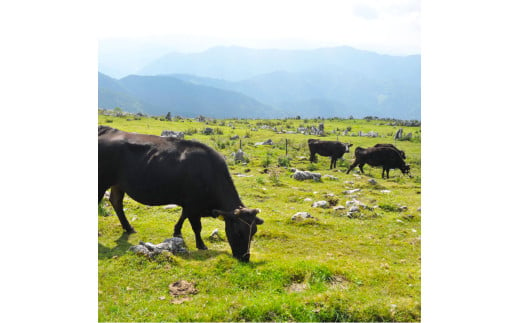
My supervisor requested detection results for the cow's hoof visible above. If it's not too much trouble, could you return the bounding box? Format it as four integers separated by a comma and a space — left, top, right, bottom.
197, 245, 208, 250
125, 228, 137, 234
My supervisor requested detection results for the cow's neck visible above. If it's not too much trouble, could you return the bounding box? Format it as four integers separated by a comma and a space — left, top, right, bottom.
217, 176, 244, 211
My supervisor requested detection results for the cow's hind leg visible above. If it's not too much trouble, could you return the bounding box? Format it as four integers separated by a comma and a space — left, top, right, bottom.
109, 186, 136, 233
173, 212, 188, 238
346, 161, 358, 174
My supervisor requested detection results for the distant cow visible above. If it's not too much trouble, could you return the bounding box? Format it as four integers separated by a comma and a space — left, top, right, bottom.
346, 146, 410, 179
373, 143, 406, 159
98, 125, 263, 262
308, 139, 353, 169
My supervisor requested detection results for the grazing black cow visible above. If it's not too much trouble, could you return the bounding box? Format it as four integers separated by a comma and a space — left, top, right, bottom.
346, 146, 410, 179
308, 139, 353, 169
98, 125, 263, 262
373, 143, 406, 159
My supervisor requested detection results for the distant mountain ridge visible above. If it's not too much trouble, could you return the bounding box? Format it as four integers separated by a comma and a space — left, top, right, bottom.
98, 45, 420, 119
98, 73, 279, 118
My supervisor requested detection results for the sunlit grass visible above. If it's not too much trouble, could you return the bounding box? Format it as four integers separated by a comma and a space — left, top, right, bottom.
98, 113, 421, 322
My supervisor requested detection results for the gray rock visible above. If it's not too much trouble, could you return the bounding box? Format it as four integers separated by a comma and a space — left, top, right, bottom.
323, 175, 339, 181
293, 170, 322, 181
209, 229, 223, 241
312, 200, 329, 208
292, 212, 314, 221
368, 179, 378, 185
129, 237, 187, 257
232, 149, 247, 162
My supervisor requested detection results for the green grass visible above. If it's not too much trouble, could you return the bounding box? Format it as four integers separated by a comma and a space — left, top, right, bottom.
98, 112, 421, 322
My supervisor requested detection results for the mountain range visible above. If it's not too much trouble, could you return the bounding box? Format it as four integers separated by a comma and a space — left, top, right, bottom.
98, 46, 420, 119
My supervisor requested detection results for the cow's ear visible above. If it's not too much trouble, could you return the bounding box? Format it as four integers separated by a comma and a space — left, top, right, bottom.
255, 216, 264, 225
348, 143, 353, 147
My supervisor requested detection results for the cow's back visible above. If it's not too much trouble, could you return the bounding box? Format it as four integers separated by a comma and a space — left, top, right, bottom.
364, 147, 405, 167
98, 126, 238, 209
309, 140, 345, 157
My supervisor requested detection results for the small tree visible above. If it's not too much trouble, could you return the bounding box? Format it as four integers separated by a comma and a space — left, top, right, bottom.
113, 107, 123, 117
165, 112, 172, 121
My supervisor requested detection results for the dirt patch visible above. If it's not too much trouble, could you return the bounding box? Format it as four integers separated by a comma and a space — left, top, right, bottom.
329, 275, 349, 290
287, 282, 308, 293
168, 280, 198, 304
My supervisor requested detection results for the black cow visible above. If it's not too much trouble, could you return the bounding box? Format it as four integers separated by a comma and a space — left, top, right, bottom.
308, 139, 353, 169
373, 143, 406, 159
98, 125, 263, 262
346, 146, 411, 179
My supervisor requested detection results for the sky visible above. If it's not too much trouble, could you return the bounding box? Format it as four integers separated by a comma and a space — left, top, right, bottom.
97, 0, 420, 55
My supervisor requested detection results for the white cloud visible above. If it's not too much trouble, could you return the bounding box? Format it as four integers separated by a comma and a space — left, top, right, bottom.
97, 0, 420, 55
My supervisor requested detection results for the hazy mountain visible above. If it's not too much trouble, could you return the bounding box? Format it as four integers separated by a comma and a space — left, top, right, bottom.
98, 73, 279, 118
98, 46, 420, 119
169, 67, 420, 119
138, 46, 420, 82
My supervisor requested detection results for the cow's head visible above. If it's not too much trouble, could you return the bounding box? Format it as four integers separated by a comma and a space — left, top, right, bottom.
401, 164, 411, 176
212, 208, 264, 262
344, 143, 354, 152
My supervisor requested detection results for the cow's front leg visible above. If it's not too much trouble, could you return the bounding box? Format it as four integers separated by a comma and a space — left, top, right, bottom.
188, 216, 208, 250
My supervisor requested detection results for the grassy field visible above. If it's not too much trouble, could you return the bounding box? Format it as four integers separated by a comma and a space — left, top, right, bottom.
98, 112, 421, 322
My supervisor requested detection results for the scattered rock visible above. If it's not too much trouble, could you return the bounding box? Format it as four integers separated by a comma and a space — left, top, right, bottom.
208, 229, 223, 242
333, 205, 346, 211
163, 204, 178, 209
380, 190, 391, 194
230, 135, 240, 140
254, 139, 273, 146
303, 198, 313, 202
232, 149, 247, 163
293, 170, 322, 181
161, 130, 184, 139
349, 206, 361, 213
312, 201, 329, 208
344, 188, 361, 194
202, 127, 214, 135
323, 174, 339, 181
291, 212, 314, 221
368, 179, 377, 185
129, 237, 187, 257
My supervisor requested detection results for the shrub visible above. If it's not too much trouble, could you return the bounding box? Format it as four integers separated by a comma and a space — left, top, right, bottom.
278, 156, 291, 167
261, 153, 272, 168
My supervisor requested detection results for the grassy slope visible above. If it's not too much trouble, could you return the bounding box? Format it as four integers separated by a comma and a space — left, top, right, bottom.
98, 114, 421, 322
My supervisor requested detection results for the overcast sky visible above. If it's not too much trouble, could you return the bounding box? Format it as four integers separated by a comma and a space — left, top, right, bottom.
97, 0, 420, 55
